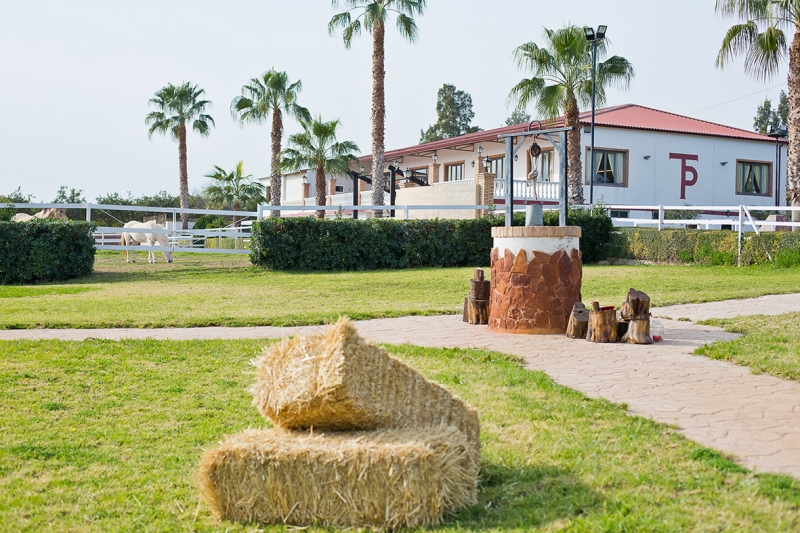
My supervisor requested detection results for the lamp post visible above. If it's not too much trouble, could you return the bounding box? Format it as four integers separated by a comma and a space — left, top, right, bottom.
584, 25, 607, 206
768, 129, 787, 207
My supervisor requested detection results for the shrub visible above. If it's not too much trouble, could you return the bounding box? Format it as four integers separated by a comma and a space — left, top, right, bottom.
194, 215, 227, 229
251, 210, 614, 271
611, 227, 800, 267
0, 220, 96, 284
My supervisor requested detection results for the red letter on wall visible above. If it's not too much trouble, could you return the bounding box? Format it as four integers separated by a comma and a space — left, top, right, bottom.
669, 153, 699, 200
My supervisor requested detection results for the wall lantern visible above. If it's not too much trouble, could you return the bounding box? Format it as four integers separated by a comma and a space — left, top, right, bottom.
302, 174, 308, 184
720, 161, 729, 166
483, 156, 491, 169
432, 151, 438, 163
477, 145, 484, 156
643, 155, 652, 160
471, 160, 476, 167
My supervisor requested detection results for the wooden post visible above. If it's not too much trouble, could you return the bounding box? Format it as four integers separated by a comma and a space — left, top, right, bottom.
566, 302, 589, 339
620, 288, 652, 344
588, 305, 618, 343
465, 268, 490, 325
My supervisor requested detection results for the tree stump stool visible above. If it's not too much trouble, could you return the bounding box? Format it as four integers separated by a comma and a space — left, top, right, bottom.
587, 302, 619, 343
620, 288, 652, 344
566, 302, 589, 339
464, 269, 490, 325
488, 226, 582, 334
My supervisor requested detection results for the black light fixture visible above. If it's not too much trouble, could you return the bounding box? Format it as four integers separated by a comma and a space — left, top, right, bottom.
302, 173, 308, 184
405, 167, 411, 176
596, 25, 607, 39
432, 151, 438, 163
477, 145, 484, 156
643, 155, 652, 160
471, 160, 476, 167
583, 26, 595, 41
720, 161, 729, 166
483, 155, 491, 169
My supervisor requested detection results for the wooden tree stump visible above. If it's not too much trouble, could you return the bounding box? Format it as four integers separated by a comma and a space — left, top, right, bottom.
464, 268, 490, 325
620, 288, 652, 344
566, 302, 589, 339
588, 302, 618, 343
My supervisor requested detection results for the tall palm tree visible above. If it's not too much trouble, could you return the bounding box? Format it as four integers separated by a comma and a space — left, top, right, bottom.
281, 116, 360, 219
146, 82, 214, 229
203, 161, 266, 227
329, 0, 426, 216
716, 0, 799, 228
509, 26, 634, 204
231, 70, 310, 218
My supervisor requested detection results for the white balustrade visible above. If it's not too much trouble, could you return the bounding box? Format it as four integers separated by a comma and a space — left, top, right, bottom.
494, 180, 560, 201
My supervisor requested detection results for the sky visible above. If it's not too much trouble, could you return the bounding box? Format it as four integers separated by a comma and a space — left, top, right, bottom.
0, 0, 791, 201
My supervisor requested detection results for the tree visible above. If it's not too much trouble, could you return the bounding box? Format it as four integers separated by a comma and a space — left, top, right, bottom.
53, 186, 86, 220
231, 70, 309, 218
329, 0, 426, 216
0, 188, 33, 221
754, 92, 789, 134
146, 82, 214, 229
509, 25, 634, 204
203, 161, 266, 227
777, 90, 790, 130
716, 1, 799, 226
420, 84, 481, 142
281, 116, 360, 219
505, 109, 532, 126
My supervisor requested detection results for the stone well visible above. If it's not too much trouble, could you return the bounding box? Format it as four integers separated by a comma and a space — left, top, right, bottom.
489, 226, 582, 335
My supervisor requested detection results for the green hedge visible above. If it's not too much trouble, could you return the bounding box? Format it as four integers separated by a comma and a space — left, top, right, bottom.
610, 227, 800, 266
250, 208, 613, 271
0, 220, 97, 283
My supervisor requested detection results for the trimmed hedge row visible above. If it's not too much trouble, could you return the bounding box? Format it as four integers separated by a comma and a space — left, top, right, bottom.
250, 208, 613, 271
609, 227, 800, 266
0, 220, 97, 283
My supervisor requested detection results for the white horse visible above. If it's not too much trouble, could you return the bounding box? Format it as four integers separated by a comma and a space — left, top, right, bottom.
121, 220, 173, 263
11, 208, 68, 222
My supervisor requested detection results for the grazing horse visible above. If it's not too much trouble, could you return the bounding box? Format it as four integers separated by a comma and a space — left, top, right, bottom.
11, 208, 69, 222
121, 221, 173, 263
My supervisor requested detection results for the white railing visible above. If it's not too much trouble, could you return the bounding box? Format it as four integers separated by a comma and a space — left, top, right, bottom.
433, 179, 475, 187
494, 180, 560, 201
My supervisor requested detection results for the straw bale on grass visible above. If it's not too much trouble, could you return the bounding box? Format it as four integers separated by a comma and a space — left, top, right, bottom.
249, 318, 480, 462
197, 426, 478, 529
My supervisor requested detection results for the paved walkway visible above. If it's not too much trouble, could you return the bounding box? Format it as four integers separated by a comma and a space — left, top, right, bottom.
3, 295, 800, 478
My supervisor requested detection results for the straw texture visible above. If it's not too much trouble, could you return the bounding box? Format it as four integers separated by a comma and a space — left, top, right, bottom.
197, 426, 478, 529
249, 318, 481, 463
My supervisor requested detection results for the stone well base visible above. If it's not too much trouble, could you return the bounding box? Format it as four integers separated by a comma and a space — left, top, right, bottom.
489, 226, 582, 335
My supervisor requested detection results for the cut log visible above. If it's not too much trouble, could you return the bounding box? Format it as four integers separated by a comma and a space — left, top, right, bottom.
566, 302, 589, 339
622, 319, 653, 344
621, 288, 651, 321
469, 280, 490, 301
474, 268, 485, 282
588, 308, 618, 343
464, 297, 489, 325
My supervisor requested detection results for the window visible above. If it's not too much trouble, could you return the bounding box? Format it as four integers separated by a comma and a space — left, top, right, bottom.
335, 185, 344, 193
445, 162, 465, 181
586, 149, 627, 187
736, 160, 771, 196
485, 157, 504, 179
539, 150, 554, 182
610, 210, 629, 219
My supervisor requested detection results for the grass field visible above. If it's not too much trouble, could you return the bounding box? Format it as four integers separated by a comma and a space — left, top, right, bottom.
1, 339, 798, 532
697, 312, 800, 381
1, 253, 799, 329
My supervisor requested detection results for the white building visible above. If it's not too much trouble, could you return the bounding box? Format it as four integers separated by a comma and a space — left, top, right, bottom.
263, 104, 787, 219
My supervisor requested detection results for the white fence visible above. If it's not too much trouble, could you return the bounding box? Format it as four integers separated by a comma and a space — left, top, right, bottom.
494, 180, 560, 202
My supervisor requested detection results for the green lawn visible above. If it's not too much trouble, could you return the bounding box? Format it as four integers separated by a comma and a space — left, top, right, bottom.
1, 253, 799, 329
0, 339, 798, 532
697, 312, 800, 381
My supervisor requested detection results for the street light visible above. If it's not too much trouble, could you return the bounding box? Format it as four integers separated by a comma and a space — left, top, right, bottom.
585, 25, 607, 206
768, 129, 788, 207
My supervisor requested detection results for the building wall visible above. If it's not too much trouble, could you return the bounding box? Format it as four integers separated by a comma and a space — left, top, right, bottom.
394, 181, 479, 219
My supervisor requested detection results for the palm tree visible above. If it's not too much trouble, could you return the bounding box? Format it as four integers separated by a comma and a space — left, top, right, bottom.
231, 70, 310, 218
281, 116, 360, 219
146, 82, 214, 229
203, 161, 266, 227
509, 25, 634, 204
716, 0, 799, 229
329, 0, 426, 216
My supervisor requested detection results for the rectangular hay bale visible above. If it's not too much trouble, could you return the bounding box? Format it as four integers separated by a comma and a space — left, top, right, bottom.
197, 426, 478, 529
249, 318, 481, 462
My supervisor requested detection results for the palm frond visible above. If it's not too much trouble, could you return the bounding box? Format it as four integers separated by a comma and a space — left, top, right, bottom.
395, 13, 419, 42
716, 21, 760, 67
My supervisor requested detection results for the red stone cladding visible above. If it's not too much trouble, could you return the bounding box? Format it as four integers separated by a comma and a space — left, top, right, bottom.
489, 247, 582, 335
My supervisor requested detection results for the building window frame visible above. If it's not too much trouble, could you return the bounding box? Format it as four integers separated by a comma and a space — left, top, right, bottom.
584, 147, 629, 188
735, 159, 772, 197
484, 155, 504, 178
444, 161, 466, 182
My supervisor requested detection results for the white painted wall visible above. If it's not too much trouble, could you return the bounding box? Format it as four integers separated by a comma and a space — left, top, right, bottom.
394, 181, 478, 219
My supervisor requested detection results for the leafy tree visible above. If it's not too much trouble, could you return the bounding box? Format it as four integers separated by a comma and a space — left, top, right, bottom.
231, 70, 309, 218
53, 186, 86, 220
203, 161, 266, 226
329, 0, 427, 216
0, 188, 33, 221
281, 116, 360, 219
505, 109, 532, 126
509, 25, 634, 204
146, 82, 214, 229
777, 90, 790, 130
420, 84, 481, 142
754, 92, 789, 134
716, 1, 799, 226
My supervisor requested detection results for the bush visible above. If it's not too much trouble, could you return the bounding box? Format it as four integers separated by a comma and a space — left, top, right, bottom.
194, 215, 227, 229
611, 227, 800, 267
251, 209, 614, 271
0, 220, 96, 283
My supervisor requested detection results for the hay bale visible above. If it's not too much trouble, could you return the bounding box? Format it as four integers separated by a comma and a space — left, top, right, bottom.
249, 318, 480, 462
197, 426, 478, 529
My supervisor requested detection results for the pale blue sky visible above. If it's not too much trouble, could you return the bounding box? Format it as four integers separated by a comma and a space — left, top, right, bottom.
0, 0, 789, 201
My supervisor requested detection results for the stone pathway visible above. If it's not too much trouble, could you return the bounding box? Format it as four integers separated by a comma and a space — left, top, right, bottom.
3, 295, 800, 478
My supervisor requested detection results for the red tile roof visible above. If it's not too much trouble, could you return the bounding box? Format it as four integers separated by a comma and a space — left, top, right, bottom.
361, 104, 780, 162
